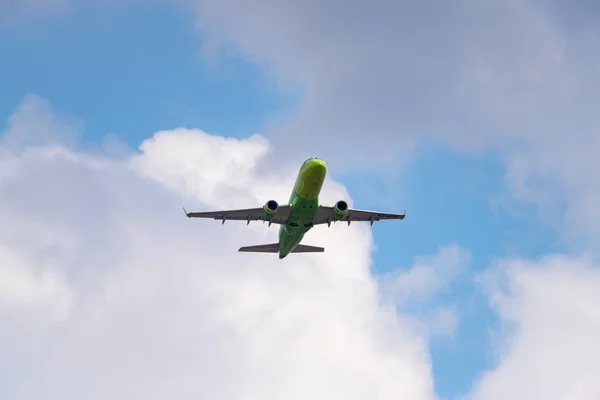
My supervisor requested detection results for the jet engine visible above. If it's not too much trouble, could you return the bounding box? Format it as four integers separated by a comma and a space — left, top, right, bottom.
263, 200, 279, 217
333, 200, 349, 220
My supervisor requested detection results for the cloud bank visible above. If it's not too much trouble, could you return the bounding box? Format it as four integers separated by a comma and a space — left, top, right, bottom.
4, 89, 599, 399
470, 254, 600, 399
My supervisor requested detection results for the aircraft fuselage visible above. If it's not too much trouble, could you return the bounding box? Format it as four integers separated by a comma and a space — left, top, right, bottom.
277, 158, 327, 258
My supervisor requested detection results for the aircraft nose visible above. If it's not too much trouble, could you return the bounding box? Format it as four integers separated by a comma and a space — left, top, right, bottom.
295, 158, 327, 200
307, 159, 327, 178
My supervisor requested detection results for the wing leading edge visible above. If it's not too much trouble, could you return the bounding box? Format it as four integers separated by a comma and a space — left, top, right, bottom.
314, 206, 406, 226
184, 205, 292, 225
183, 204, 405, 226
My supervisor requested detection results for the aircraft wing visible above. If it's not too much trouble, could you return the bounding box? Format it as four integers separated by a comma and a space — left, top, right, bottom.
314, 205, 406, 226
184, 205, 292, 225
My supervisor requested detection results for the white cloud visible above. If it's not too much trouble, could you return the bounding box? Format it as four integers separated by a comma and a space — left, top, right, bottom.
504, 136, 600, 249
0, 95, 444, 399
188, 0, 592, 151
468, 254, 600, 400
379, 245, 470, 305
188, 0, 600, 247
377, 245, 470, 339
427, 307, 458, 338
1, 94, 81, 150
0, 243, 71, 314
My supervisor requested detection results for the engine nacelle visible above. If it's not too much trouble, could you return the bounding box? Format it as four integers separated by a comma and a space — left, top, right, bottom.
333, 200, 349, 220
263, 200, 279, 217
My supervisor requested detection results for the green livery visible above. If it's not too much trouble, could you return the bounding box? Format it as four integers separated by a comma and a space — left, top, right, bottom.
278, 158, 326, 258
185, 158, 406, 259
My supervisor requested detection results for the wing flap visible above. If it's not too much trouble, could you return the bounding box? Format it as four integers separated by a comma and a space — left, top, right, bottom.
314, 206, 406, 225
185, 205, 292, 225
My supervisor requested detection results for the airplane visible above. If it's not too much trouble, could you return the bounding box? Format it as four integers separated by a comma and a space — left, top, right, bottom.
183, 157, 406, 259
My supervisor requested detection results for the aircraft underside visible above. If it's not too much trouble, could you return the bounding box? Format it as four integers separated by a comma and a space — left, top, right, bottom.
183, 157, 406, 258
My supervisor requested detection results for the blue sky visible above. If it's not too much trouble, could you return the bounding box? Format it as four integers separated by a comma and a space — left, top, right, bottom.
1, 4, 289, 146
1, 3, 592, 400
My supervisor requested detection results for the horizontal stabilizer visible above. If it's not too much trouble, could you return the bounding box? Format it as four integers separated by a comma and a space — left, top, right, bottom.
291, 244, 324, 253
238, 243, 325, 254
238, 243, 280, 253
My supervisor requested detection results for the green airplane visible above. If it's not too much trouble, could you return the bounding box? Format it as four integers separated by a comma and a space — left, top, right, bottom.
184, 157, 406, 259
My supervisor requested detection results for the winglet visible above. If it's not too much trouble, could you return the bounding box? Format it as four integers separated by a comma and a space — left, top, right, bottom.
401, 209, 406, 219
183, 207, 190, 218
